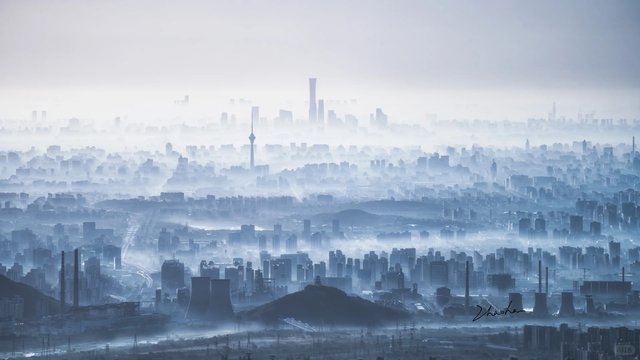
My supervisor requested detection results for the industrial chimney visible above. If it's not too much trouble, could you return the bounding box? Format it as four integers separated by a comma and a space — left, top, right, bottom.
73, 248, 79, 307
60, 251, 65, 316
538, 260, 542, 293
465, 261, 470, 314
533, 260, 548, 317
155, 288, 162, 311
545, 266, 549, 294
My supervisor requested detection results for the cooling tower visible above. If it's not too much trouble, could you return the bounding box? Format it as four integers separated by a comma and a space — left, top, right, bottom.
207, 279, 234, 321
508, 292, 523, 311
186, 277, 211, 320
533, 293, 549, 317
558, 292, 575, 317
585, 295, 596, 314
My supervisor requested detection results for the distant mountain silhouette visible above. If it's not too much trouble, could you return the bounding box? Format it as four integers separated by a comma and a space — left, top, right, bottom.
312, 209, 392, 227
358, 199, 442, 214
241, 284, 408, 326
0, 274, 60, 320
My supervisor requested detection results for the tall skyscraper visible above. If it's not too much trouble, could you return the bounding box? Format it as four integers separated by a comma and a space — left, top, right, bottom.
318, 99, 325, 123
73, 248, 79, 307
249, 107, 257, 169
251, 106, 259, 127
308, 78, 317, 122
161, 259, 185, 296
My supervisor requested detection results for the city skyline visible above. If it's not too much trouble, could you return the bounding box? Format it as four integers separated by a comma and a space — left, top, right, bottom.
1, 1, 640, 120
1, 1, 639, 90
1, 1, 639, 359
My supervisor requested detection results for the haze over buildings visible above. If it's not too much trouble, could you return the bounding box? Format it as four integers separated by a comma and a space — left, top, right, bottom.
0, 0, 639, 120
0, 1, 639, 359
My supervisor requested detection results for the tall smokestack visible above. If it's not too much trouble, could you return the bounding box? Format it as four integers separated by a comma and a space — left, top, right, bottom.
465, 261, 470, 314
538, 260, 542, 293
533, 261, 548, 317
155, 288, 162, 311
545, 266, 548, 294
60, 251, 65, 316
73, 248, 79, 307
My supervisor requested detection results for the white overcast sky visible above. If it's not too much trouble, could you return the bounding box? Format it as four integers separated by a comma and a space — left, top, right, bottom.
0, 0, 639, 119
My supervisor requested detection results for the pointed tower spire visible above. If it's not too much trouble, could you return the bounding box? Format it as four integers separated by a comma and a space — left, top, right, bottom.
249, 107, 257, 170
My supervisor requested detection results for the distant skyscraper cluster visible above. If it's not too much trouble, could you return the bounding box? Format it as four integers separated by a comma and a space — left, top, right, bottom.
249, 106, 257, 170
308, 78, 317, 123
307, 78, 326, 124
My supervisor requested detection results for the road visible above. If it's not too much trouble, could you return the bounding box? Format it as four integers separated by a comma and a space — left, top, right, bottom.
121, 213, 154, 290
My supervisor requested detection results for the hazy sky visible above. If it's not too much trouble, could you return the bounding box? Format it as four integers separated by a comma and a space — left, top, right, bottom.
0, 0, 639, 119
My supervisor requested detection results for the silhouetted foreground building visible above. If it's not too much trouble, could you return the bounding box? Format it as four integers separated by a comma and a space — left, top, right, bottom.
186, 277, 234, 322
524, 324, 640, 359
65, 302, 168, 332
